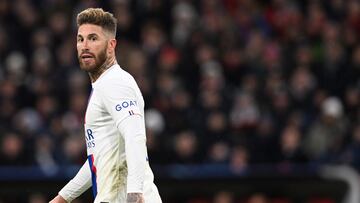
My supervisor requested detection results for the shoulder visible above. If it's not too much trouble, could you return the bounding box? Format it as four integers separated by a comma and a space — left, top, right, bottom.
96, 65, 138, 98
99, 65, 136, 87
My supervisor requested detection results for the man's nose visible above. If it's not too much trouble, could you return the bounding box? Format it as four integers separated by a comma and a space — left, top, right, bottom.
83, 39, 89, 49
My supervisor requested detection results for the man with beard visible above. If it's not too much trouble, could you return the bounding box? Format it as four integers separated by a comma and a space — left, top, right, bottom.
50, 8, 162, 203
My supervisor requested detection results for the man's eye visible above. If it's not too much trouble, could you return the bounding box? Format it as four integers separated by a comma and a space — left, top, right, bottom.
90, 37, 97, 41
77, 38, 83, 42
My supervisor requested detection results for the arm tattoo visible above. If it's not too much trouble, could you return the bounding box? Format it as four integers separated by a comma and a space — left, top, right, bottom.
127, 193, 144, 203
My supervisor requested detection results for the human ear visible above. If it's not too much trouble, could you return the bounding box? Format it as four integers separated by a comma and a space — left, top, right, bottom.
108, 39, 117, 54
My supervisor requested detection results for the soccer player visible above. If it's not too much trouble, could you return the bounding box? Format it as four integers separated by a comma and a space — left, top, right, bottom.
49, 8, 162, 203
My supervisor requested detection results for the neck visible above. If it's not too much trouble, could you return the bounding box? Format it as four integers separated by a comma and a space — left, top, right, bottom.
89, 56, 117, 83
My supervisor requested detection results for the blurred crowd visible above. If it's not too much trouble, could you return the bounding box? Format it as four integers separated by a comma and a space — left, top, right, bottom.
0, 191, 338, 203
0, 0, 359, 202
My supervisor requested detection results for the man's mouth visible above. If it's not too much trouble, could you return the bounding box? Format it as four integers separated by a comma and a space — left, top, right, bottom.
81, 53, 94, 59
80, 53, 95, 63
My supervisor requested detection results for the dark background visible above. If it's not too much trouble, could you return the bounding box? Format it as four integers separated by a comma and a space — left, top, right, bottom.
0, 0, 359, 202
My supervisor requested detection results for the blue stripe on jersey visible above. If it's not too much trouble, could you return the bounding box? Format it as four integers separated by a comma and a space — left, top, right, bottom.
87, 154, 98, 197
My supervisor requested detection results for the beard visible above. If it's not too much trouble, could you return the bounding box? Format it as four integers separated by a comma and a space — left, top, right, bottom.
78, 44, 108, 72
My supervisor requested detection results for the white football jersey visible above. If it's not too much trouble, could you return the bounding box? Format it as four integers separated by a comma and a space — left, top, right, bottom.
59, 64, 162, 203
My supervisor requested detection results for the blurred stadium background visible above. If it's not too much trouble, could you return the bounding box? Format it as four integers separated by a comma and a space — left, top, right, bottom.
0, 0, 359, 202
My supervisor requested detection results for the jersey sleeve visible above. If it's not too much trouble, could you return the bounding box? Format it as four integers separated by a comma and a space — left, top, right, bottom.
99, 79, 147, 193
117, 114, 147, 193
59, 160, 92, 202
99, 82, 143, 127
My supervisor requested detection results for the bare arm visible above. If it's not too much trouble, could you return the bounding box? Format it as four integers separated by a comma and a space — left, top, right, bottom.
127, 193, 145, 203
49, 195, 67, 203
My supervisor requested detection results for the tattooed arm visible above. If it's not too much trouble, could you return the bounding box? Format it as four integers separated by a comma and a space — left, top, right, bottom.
127, 193, 145, 203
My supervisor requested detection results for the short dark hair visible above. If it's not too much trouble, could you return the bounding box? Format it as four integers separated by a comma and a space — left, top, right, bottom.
77, 8, 117, 37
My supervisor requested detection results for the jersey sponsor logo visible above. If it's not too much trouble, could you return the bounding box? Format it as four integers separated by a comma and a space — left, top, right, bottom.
115, 100, 137, 111
85, 128, 95, 148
